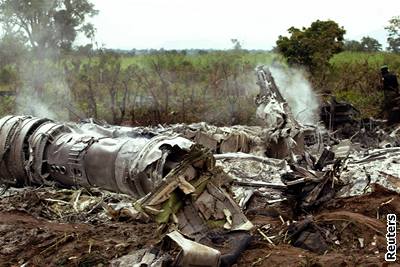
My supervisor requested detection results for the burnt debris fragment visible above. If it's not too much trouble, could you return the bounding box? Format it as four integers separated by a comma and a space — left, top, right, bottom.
320, 97, 360, 131
255, 66, 304, 158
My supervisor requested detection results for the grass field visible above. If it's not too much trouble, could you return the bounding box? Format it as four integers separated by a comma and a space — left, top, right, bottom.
1, 50, 399, 123
330, 51, 400, 70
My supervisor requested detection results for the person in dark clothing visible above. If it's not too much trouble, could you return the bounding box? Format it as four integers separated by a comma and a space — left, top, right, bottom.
381, 65, 399, 92
380, 65, 400, 124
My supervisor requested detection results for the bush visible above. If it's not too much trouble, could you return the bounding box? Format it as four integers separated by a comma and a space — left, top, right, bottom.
0, 67, 17, 85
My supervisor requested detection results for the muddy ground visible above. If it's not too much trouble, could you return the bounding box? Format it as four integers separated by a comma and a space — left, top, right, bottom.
0, 184, 399, 267
239, 184, 400, 267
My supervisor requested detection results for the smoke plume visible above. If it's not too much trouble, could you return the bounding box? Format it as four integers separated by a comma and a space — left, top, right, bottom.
269, 64, 320, 125
14, 44, 72, 121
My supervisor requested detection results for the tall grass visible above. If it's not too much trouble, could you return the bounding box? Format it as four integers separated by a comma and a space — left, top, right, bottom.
328, 52, 400, 117
0, 50, 399, 123
330, 51, 400, 71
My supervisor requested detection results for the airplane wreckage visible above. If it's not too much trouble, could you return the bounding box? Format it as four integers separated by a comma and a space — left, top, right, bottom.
1, 66, 400, 266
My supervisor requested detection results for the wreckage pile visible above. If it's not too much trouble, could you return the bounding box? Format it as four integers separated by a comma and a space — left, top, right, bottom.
0, 113, 254, 265
1, 66, 400, 266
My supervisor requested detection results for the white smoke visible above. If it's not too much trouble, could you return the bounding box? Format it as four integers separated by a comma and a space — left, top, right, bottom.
16, 94, 58, 120
268, 64, 320, 125
15, 59, 70, 121
14, 66, 72, 120
14, 38, 72, 121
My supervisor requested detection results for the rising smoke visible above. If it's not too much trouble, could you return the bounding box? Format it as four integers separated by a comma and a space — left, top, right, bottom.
15, 44, 73, 121
1, 4, 77, 121
268, 64, 320, 125
16, 55, 66, 120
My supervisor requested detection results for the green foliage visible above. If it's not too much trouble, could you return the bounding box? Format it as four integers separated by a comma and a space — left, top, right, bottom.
329, 51, 400, 117
360, 36, 382, 52
59, 50, 281, 125
0, 0, 98, 52
330, 51, 400, 69
335, 90, 383, 118
64, 50, 398, 122
0, 66, 17, 84
344, 37, 382, 52
276, 20, 346, 72
0, 95, 14, 114
329, 61, 382, 117
344, 40, 363, 51
385, 16, 400, 53
0, 47, 398, 124
0, 33, 27, 68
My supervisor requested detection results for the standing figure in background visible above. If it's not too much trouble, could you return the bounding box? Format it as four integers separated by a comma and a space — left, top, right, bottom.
381, 65, 400, 125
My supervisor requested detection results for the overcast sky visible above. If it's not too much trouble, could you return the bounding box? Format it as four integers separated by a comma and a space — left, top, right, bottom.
85, 0, 400, 50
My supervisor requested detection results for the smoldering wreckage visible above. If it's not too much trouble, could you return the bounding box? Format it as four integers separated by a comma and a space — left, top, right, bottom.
1, 67, 400, 266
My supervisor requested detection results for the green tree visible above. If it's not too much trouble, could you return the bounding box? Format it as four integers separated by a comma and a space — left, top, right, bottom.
231, 39, 242, 50
0, 0, 98, 52
344, 39, 363, 51
344, 37, 382, 52
385, 16, 400, 53
360, 36, 382, 52
276, 20, 346, 72
0, 32, 27, 68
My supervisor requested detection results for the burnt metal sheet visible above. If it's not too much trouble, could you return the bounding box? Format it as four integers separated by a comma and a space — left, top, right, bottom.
255, 66, 304, 158
166, 231, 221, 267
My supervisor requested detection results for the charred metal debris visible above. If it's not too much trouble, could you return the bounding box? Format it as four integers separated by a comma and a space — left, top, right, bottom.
1, 66, 400, 266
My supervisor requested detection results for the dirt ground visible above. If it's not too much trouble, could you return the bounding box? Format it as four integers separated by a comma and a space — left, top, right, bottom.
0, 184, 399, 267
0, 188, 160, 266
238, 184, 400, 267
0, 210, 158, 266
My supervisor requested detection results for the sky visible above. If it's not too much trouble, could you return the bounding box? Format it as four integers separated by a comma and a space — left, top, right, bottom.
84, 0, 400, 50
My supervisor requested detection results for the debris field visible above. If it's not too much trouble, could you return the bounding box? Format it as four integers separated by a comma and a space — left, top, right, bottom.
1, 66, 400, 266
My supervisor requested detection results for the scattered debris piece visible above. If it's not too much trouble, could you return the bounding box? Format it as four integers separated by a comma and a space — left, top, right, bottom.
320, 97, 360, 132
